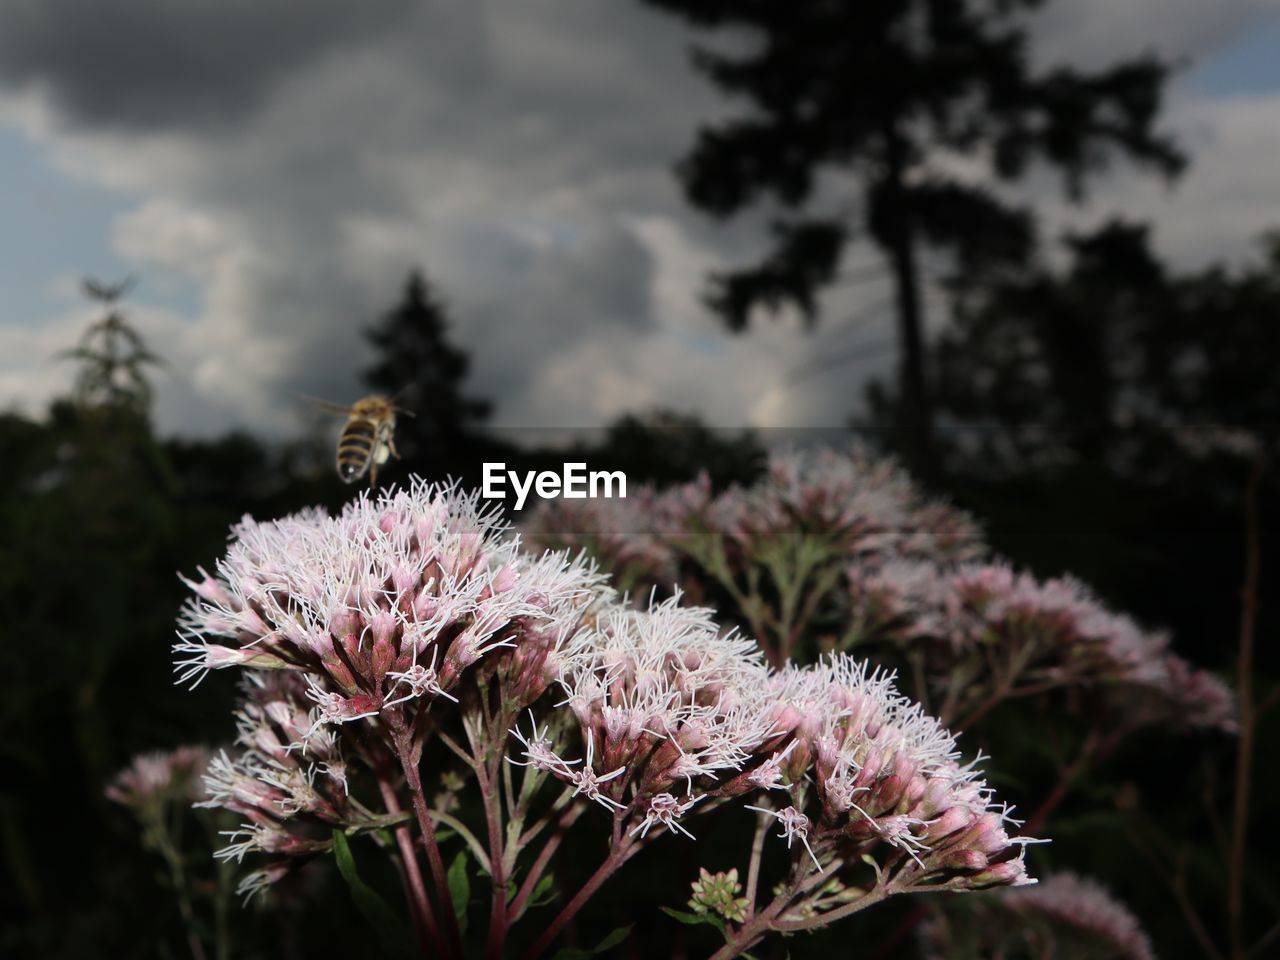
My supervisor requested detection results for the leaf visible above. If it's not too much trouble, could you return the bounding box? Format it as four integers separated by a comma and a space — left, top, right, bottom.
660, 907, 725, 933
331, 830, 414, 959
551, 924, 635, 960
590, 925, 633, 954
448, 850, 470, 935
529, 871, 558, 907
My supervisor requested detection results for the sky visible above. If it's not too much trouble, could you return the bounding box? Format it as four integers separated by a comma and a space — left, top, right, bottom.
2, 0, 1280, 439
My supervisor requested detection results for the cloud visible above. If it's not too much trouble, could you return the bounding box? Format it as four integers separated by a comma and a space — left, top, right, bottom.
0, 0, 418, 130
1035, 93, 1280, 268
0, 0, 818, 438
1, 0, 1279, 441
1029, 0, 1280, 71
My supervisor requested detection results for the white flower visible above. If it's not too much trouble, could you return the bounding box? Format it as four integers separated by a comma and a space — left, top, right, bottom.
566, 731, 626, 811
746, 804, 821, 871
507, 711, 575, 776
630, 792, 703, 839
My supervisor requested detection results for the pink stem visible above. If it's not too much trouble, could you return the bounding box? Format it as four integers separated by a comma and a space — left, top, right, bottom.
520, 834, 636, 960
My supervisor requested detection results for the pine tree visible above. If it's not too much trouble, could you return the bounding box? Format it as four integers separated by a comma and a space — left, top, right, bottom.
640, 0, 1184, 476
363, 270, 490, 473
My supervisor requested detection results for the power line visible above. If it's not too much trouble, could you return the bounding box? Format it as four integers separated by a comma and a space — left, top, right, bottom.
786, 336, 897, 385
830, 263, 892, 288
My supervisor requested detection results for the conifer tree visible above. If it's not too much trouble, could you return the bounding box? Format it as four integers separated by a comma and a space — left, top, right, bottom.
641, 0, 1184, 475
364, 270, 490, 473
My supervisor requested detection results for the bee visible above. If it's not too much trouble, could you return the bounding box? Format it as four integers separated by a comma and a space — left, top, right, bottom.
304, 393, 413, 486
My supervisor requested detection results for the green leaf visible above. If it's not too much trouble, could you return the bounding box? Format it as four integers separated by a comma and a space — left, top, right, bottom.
448, 850, 470, 936
660, 907, 725, 933
331, 830, 414, 959
859, 852, 883, 882
530, 871, 558, 907
551, 924, 635, 960
591, 925, 633, 954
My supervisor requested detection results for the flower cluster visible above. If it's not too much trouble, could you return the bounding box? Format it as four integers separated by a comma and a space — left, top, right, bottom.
689, 868, 751, 923
176, 479, 603, 722
514, 594, 776, 839
106, 746, 210, 812
197, 674, 359, 896
920, 872, 1154, 960
174, 474, 1041, 953
850, 560, 1236, 731
178, 481, 607, 886
521, 491, 679, 593
754, 656, 1038, 894
524, 446, 983, 664
720, 447, 982, 559
514, 594, 1036, 913
140, 448, 1252, 960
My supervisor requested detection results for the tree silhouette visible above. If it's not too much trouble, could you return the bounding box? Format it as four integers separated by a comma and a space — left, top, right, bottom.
364, 270, 491, 475
59, 276, 163, 416
588, 408, 764, 489
910, 220, 1280, 474
640, 0, 1184, 476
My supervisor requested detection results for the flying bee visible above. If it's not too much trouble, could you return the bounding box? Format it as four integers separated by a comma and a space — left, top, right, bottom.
303, 393, 414, 487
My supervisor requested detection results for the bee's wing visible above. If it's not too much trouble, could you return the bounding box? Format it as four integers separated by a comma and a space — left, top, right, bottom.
295, 393, 354, 416
388, 383, 418, 417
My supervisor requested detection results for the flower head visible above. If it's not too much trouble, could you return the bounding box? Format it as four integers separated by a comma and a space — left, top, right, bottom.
851, 560, 1236, 732
689, 868, 750, 923
552, 593, 775, 804
920, 872, 1153, 960
198, 676, 356, 863
750, 655, 1039, 892
106, 746, 210, 812
175, 480, 604, 727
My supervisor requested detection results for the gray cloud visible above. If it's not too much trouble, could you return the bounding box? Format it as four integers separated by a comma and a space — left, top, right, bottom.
0, 0, 418, 129
1, 0, 1278, 440
1030, 0, 1277, 70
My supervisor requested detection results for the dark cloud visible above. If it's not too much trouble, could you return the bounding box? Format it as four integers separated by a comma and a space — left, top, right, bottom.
0, 0, 416, 129
2, 1, 1278, 438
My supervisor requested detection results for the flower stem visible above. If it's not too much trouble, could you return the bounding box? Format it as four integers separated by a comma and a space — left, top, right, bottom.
774, 883, 889, 933
743, 813, 768, 918
147, 814, 208, 960
715, 864, 892, 960
389, 712, 464, 960
508, 802, 585, 923
520, 833, 636, 960
1022, 726, 1101, 835
482, 757, 510, 960
377, 776, 443, 956
708, 893, 790, 960
1229, 453, 1264, 960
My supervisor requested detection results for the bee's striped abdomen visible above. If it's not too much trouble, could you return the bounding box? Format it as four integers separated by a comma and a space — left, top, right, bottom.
336, 419, 376, 482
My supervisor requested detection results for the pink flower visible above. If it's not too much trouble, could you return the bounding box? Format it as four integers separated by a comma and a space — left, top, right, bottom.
752, 655, 1040, 891
1010, 873, 1154, 960
922, 871, 1154, 960
106, 746, 210, 810
851, 560, 1236, 732
175, 480, 604, 727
